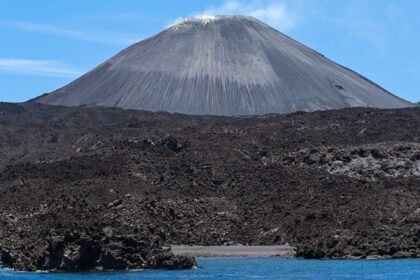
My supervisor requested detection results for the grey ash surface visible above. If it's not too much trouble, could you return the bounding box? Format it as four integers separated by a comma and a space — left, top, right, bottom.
35, 16, 410, 115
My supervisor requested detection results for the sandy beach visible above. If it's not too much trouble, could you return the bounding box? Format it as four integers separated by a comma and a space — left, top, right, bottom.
170, 245, 296, 257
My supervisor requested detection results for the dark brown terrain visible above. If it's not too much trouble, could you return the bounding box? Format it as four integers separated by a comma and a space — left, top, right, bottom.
0, 102, 419, 271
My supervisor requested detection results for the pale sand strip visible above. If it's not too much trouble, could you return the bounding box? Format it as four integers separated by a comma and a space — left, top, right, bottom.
171, 245, 296, 257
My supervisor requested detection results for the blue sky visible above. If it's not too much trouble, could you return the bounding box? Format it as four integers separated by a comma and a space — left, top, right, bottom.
0, 0, 419, 103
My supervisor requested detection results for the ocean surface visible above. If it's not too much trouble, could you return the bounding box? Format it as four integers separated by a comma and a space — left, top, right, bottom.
2, 257, 420, 280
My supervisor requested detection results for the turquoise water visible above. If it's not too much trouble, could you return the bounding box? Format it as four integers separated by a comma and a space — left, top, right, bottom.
2, 258, 420, 279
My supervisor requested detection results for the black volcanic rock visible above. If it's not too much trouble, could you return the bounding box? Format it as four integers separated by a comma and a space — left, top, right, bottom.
0, 229, 196, 272
0, 102, 26, 116
35, 16, 410, 115
0, 104, 419, 270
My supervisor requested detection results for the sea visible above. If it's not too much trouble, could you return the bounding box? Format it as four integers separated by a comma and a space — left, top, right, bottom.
2, 257, 420, 280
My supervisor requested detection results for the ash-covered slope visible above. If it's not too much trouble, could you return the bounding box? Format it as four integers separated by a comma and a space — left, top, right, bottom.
36, 15, 410, 115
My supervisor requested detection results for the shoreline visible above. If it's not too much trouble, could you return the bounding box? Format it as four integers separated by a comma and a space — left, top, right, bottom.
170, 245, 296, 258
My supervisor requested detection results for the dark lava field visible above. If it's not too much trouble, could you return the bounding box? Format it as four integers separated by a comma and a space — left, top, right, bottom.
0, 102, 419, 270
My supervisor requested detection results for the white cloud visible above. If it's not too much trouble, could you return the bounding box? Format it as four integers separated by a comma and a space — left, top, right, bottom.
0, 58, 83, 78
1, 20, 141, 46
327, 18, 388, 55
75, 13, 152, 22
175, 0, 299, 32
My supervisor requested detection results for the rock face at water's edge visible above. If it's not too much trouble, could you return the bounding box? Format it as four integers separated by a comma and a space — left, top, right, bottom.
0, 228, 195, 272
34, 16, 411, 115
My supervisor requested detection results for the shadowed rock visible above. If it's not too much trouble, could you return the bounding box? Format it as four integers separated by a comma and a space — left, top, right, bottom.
0, 230, 196, 272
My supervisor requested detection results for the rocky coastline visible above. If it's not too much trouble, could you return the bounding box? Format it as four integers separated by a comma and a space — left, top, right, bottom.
0, 103, 419, 271
0, 228, 195, 272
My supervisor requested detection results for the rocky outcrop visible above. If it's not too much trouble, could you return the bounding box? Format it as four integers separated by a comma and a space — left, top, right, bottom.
0, 229, 195, 272
283, 143, 420, 180
296, 231, 420, 260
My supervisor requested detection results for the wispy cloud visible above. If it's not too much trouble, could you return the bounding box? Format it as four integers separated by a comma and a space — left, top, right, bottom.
0, 58, 83, 78
74, 13, 154, 22
342, 20, 388, 55
317, 16, 389, 56
1, 20, 141, 46
173, 0, 300, 32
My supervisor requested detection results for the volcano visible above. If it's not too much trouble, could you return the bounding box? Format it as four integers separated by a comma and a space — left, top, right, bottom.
35, 15, 411, 115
